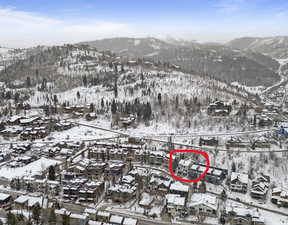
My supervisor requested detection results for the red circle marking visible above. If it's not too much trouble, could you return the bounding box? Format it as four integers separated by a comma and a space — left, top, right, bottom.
169, 149, 210, 183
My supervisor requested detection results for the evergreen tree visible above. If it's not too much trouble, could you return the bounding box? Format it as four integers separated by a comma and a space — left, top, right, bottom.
53, 95, 58, 105
140, 72, 144, 87
232, 161, 236, 172
175, 95, 179, 109
101, 98, 105, 109
114, 76, 118, 98
26, 76, 31, 87
40, 78, 47, 91
76, 91, 80, 100
157, 93, 162, 106
89, 103, 95, 112
111, 99, 117, 114
83, 75, 88, 87
48, 165, 56, 181
14, 92, 20, 104
143, 102, 152, 121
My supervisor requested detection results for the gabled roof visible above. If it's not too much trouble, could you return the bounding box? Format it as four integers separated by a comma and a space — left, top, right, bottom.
170, 182, 189, 193
188, 193, 218, 211
231, 172, 248, 184
0, 193, 10, 201
166, 194, 185, 207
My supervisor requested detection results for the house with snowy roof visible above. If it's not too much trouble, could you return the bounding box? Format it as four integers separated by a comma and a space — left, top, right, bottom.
139, 193, 154, 208
14, 195, 46, 209
128, 167, 149, 179
188, 193, 218, 217
107, 183, 137, 203
121, 175, 135, 186
165, 194, 186, 217
170, 182, 189, 199
189, 163, 227, 185
123, 217, 138, 225
105, 161, 125, 176
230, 172, 249, 193
225, 136, 247, 149
5, 115, 25, 126
271, 187, 288, 207
85, 112, 98, 121
0, 193, 12, 209
70, 213, 89, 225
148, 151, 165, 166
148, 174, 172, 194
84, 208, 97, 220
78, 181, 104, 203
109, 215, 124, 225
207, 101, 231, 116
250, 175, 270, 200
96, 211, 110, 223
224, 204, 265, 225
55, 208, 86, 224
250, 182, 269, 200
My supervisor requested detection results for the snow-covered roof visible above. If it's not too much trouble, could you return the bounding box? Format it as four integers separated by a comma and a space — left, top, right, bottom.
166, 194, 185, 207
231, 172, 249, 184
123, 217, 138, 225
70, 213, 87, 220
20, 117, 40, 124
84, 208, 97, 214
55, 208, 71, 216
170, 182, 189, 193
139, 193, 153, 206
88, 221, 102, 225
14, 195, 44, 207
189, 193, 218, 211
122, 175, 135, 184
0, 193, 10, 201
108, 184, 136, 194
179, 159, 191, 167
97, 211, 110, 218
109, 215, 124, 224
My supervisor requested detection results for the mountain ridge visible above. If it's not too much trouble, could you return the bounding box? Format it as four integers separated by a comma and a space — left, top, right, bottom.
79, 37, 280, 87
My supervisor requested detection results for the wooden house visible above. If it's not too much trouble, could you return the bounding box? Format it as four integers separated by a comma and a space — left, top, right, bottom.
0, 193, 12, 209
188, 193, 218, 217
230, 172, 249, 193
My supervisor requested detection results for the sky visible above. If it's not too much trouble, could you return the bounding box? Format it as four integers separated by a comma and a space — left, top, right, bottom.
0, 0, 288, 48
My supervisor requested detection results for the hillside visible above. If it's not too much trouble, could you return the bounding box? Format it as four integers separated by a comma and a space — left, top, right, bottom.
0, 44, 256, 130
0, 47, 27, 71
228, 36, 288, 59
80, 37, 280, 87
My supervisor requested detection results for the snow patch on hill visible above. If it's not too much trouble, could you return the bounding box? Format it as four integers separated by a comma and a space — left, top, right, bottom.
0, 157, 60, 180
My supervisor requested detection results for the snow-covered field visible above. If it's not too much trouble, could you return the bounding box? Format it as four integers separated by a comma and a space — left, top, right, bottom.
0, 157, 60, 180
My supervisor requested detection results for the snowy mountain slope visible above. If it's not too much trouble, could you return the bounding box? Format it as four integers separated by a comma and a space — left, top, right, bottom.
79, 37, 280, 87
229, 36, 288, 59
0, 44, 258, 102
0, 46, 27, 71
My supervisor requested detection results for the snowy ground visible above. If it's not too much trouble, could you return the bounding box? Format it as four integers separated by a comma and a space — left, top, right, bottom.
0, 157, 60, 180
